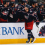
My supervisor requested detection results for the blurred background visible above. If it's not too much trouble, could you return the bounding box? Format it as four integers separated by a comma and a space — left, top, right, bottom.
2, 0, 45, 4
0, 0, 45, 22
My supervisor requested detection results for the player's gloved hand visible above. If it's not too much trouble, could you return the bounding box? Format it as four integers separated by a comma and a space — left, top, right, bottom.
36, 21, 40, 27
36, 22, 39, 25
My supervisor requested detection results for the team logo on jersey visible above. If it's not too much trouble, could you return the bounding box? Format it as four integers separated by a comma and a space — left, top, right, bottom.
2, 11, 8, 15
30, 9, 32, 13
30, 11, 32, 12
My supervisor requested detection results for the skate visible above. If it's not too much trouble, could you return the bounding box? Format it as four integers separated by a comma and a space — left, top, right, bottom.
31, 38, 35, 43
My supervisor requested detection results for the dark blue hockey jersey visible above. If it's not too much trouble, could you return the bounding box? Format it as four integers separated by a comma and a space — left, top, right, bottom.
1, 7, 11, 20
23, 9, 38, 22
37, 9, 45, 21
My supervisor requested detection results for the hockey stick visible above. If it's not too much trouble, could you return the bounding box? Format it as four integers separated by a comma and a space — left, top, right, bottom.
37, 25, 39, 33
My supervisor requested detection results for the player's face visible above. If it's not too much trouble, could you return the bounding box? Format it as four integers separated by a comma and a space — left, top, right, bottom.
7, 2, 10, 5
35, 3, 38, 6
4, 4, 7, 7
25, 7, 29, 12
42, 5, 44, 8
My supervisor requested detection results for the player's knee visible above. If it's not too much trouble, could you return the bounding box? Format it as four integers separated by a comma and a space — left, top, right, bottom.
27, 29, 31, 33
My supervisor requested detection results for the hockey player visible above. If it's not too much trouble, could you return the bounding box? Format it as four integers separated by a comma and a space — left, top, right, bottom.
11, 3, 18, 22
17, 1, 25, 22
17, 1, 31, 22
35, 2, 39, 11
8, 3, 18, 22
37, 3, 45, 22
23, 2, 39, 43
0, 3, 12, 22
